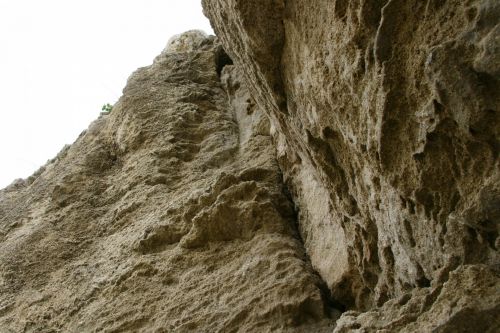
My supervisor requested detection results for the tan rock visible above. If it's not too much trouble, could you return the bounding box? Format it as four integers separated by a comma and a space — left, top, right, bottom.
203, 0, 500, 330
1, 0, 499, 330
0, 33, 337, 332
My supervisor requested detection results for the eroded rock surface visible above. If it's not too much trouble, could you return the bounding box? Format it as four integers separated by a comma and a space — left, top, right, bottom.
0, 33, 337, 332
203, 0, 500, 331
1, 0, 499, 331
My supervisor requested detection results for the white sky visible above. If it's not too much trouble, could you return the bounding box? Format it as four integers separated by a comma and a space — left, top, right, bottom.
0, 0, 213, 188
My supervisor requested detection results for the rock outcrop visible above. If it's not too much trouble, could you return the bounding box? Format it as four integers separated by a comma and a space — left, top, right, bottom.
1, 0, 499, 331
203, 0, 500, 331
0, 32, 337, 332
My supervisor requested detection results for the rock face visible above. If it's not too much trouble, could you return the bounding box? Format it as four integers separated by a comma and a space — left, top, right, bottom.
0, 32, 337, 332
1, 0, 499, 331
203, 0, 500, 331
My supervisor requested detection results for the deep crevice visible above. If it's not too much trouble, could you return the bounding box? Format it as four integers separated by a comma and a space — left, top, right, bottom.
215, 46, 233, 77
280, 174, 347, 317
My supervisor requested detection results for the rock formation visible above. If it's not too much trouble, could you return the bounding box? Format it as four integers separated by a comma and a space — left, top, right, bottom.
1, 0, 499, 331
0, 31, 336, 332
202, 0, 500, 331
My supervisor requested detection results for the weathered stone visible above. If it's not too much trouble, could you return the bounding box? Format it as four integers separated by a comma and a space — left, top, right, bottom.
203, 0, 500, 330
0, 33, 337, 332
1, 0, 499, 331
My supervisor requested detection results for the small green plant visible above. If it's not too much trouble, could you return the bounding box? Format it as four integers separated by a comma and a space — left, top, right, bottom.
101, 103, 113, 114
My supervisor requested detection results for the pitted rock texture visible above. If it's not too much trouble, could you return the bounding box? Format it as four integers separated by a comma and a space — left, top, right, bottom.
203, 0, 500, 331
0, 33, 338, 332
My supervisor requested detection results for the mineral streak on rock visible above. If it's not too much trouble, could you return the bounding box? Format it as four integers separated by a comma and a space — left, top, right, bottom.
0, 32, 338, 332
203, 0, 500, 331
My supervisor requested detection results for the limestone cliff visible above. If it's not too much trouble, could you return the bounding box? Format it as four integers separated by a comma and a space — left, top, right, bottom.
202, 0, 500, 331
0, 32, 336, 332
0, 0, 499, 331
